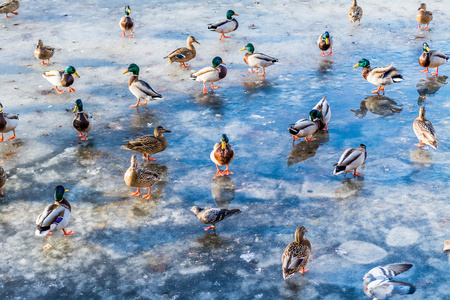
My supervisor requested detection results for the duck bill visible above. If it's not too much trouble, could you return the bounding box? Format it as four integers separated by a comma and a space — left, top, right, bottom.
64, 189, 69, 193
325, 38, 329, 44
221, 141, 226, 149
73, 106, 78, 112
239, 47, 246, 51
73, 72, 80, 78
123, 70, 130, 74
165, 130, 172, 133
234, 13, 239, 16
353, 64, 360, 68
221, 62, 226, 65
194, 41, 200, 44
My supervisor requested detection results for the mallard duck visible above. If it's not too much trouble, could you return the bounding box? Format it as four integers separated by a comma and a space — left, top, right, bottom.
123, 63, 163, 107
318, 31, 333, 56
413, 106, 438, 150
190, 57, 227, 94
164, 36, 200, 67
348, 0, 363, 25
190, 206, 241, 231
239, 43, 278, 76
353, 59, 404, 95
333, 144, 367, 177
121, 126, 171, 161
419, 42, 448, 76
0, 0, 19, 18
73, 99, 93, 141
363, 264, 415, 299
0, 165, 6, 196
289, 119, 320, 141
210, 134, 235, 176
35, 185, 75, 236
42, 66, 79, 94
124, 155, 160, 200
119, 5, 134, 37
282, 226, 311, 279
310, 96, 331, 131
0, 103, 18, 142
34, 40, 55, 65
416, 3, 432, 30
208, 10, 239, 41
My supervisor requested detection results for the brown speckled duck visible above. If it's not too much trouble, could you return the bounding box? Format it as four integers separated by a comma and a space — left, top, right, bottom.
164, 36, 200, 67
413, 106, 438, 150
121, 126, 171, 161
34, 40, 55, 65
119, 6, 134, 37
210, 134, 235, 176
0, 0, 20, 18
282, 226, 311, 279
416, 3, 432, 30
124, 155, 160, 200
0, 165, 6, 196
348, 0, 363, 26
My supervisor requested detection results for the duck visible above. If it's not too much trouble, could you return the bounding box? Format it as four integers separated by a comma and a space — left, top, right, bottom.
318, 31, 333, 56
124, 155, 160, 200
34, 40, 55, 65
419, 42, 448, 76
0, 165, 6, 196
190, 206, 241, 231
42, 66, 79, 94
310, 96, 331, 131
348, 0, 363, 25
35, 185, 75, 236
0, 0, 19, 18
190, 57, 227, 94
282, 226, 311, 279
416, 3, 432, 30
353, 59, 404, 95
208, 10, 239, 41
413, 106, 438, 150
333, 144, 367, 177
289, 118, 321, 141
210, 134, 235, 176
73, 99, 93, 141
164, 36, 200, 67
239, 43, 278, 76
0, 103, 18, 142
121, 126, 171, 161
123, 63, 163, 107
119, 5, 134, 37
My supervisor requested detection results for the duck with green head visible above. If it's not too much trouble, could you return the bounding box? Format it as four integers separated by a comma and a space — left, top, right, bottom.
419, 42, 448, 76
190, 57, 227, 94
309, 96, 331, 131
318, 31, 333, 56
119, 5, 134, 37
0, 103, 18, 142
353, 58, 403, 95
73, 99, 93, 141
208, 10, 239, 41
239, 43, 278, 76
210, 134, 235, 176
123, 63, 163, 107
42, 66, 80, 94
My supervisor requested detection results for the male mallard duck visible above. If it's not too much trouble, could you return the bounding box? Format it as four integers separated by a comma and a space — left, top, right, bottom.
239, 43, 278, 76
282, 226, 311, 279
73, 99, 93, 141
34, 40, 55, 65
318, 31, 333, 56
210, 134, 235, 176
208, 10, 239, 41
0, 165, 6, 196
35, 185, 75, 236
119, 5, 134, 37
333, 144, 367, 177
416, 3, 432, 30
289, 119, 321, 141
190, 206, 241, 231
413, 106, 438, 150
190, 57, 227, 94
123, 63, 163, 107
363, 264, 415, 300
310, 96, 331, 131
121, 126, 171, 161
164, 36, 200, 67
348, 0, 363, 25
0, 103, 18, 142
124, 155, 160, 200
419, 42, 448, 76
42, 66, 80, 94
0, 0, 19, 18
353, 59, 403, 95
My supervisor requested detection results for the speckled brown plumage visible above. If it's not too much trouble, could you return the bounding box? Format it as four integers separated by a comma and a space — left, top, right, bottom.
0, 0, 20, 17
416, 3, 433, 29
0, 165, 6, 196
348, 0, 362, 25
122, 126, 171, 160
34, 40, 55, 65
164, 36, 199, 66
413, 106, 438, 149
124, 155, 160, 199
282, 226, 311, 280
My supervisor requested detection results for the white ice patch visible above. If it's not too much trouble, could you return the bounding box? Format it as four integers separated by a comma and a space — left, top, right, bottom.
386, 227, 420, 247
336, 241, 387, 264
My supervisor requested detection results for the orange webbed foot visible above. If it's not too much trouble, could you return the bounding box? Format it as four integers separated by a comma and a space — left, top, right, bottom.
300, 268, 309, 275
203, 88, 209, 94
319, 52, 326, 56
305, 137, 315, 141
8, 136, 15, 141
80, 136, 88, 141
430, 72, 438, 76
142, 193, 151, 200
292, 136, 301, 141
45, 232, 53, 236
204, 226, 215, 231
11, 12, 18, 15
130, 191, 140, 197
224, 35, 231, 38
63, 229, 75, 236
129, 34, 135, 38
68, 87, 76, 92
221, 170, 233, 176
76, 132, 84, 137
353, 171, 362, 176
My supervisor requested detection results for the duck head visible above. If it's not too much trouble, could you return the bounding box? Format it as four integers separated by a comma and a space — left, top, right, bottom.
212, 57, 226, 67
65, 66, 80, 78
54, 185, 69, 202
240, 43, 254, 54
226, 10, 238, 20
353, 58, 370, 68
123, 63, 140, 76
73, 99, 83, 112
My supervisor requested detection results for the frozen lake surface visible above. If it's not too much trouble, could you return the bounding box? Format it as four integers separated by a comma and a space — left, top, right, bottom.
0, 0, 449, 299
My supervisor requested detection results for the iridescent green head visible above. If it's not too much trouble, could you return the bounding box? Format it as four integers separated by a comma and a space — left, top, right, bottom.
212, 57, 225, 67
220, 134, 229, 149
309, 109, 322, 121
353, 58, 370, 68
240, 43, 254, 54
65, 66, 80, 78
226, 10, 238, 20
422, 42, 430, 53
73, 99, 83, 112
125, 5, 131, 16
54, 185, 68, 202
123, 63, 140, 76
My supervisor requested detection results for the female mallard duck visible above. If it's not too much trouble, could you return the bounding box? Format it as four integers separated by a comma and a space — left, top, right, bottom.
35, 185, 75, 236
310, 96, 331, 131
333, 144, 367, 177
119, 5, 134, 37
191, 206, 241, 231
282, 226, 311, 279
164, 36, 200, 67
121, 126, 171, 161
34, 40, 55, 65
124, 155, 160, 200
348, 0, 363, 25
73, 99, 93, 141
190, 57, 227, 94
0, 103, 18, 142
419, 42, 448, 76
208, 10, 239, 41
289, 118, 320, 141
353, 59, 403, 95
43, 66, 80, 94
123, 63, 163, 107
0, 0, 19, 18
413, 106, 438, 150
318, 31, 333, 56
210, 134, 235, 176
239, 43, 278, 76
416, 3, 432, 30
0, 165, 6, 196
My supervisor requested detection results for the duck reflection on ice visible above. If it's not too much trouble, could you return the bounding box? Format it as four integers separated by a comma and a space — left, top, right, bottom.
410, 149, 433, 165
417, 75, 448, 97
288, 131, 329, 167
317, 59, 334, 75
351, 95, 402, 118
211, 176, 235, 208
131, 106, 159, 130
334, 176, 365, 199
